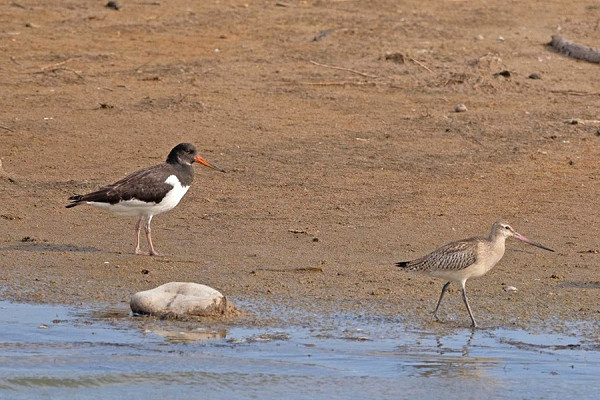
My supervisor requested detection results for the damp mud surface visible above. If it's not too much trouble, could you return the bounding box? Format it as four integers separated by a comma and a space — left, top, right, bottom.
1, 0, 600, 337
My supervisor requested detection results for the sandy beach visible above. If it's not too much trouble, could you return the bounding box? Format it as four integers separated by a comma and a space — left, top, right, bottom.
1, 0, 599, 334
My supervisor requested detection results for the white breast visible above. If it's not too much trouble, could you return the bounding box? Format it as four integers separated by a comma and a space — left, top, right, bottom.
156, 175, 190, 213
462, 242, 506, 280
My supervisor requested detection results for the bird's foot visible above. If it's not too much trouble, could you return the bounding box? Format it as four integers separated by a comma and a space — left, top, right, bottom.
134, 245, 163, 256
135, 249, 163, 256
135, 248, 150, 256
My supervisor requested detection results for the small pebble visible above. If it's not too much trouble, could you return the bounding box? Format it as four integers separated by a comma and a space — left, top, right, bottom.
105, 1, 120, 10
503, 286, 518, 293
384, 52, 405, 64
494, 70, 511, 78
454, 104, 468, 113
528, 73, 542, 79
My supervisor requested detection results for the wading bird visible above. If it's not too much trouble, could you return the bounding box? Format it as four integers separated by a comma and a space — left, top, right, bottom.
396, 221, 554, 328
66, 143, 224, 255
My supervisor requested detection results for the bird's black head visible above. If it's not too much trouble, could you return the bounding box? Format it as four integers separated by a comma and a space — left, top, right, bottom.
166, 143, 225, 172
166, 143, 198, 165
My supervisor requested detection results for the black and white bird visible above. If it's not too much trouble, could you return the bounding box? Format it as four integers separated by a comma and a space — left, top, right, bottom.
396, 221, 554, 328
66, 143, 224, 256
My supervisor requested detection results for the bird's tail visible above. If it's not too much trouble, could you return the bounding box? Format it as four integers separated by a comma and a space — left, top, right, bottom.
395, 261, 410, 269
65, 195, 83, 208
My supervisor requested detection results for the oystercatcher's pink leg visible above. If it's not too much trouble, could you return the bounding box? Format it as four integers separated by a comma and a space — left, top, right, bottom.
144, 216, 162, 256
134, 216, 149, 255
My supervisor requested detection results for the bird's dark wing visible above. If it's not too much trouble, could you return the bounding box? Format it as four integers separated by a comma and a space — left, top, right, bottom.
66, 164, 175, 207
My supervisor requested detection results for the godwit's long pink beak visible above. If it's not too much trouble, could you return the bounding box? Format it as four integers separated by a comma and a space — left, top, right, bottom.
194, 155, 225, 173
513, 232, 555, 252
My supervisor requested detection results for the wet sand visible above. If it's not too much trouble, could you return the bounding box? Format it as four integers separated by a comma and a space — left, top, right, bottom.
1, 0, 599, 334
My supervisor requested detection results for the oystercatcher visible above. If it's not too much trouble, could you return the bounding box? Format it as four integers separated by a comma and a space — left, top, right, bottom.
66, 143, 224, 255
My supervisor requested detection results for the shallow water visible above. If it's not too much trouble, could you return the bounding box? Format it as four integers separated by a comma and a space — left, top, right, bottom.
0, 301, 599, 400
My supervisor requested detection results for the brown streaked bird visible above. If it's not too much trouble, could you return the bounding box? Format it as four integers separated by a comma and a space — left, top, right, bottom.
66, 143, 225, 256
396, 221, 554, 328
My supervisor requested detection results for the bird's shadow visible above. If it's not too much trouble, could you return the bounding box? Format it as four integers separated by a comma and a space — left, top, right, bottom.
556, 281, 600, 290
0, 241, 100, 253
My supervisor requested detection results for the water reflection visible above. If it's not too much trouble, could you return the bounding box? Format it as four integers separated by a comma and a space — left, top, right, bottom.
395, 330, 499, 379
404, 356, 499, 379
150, 328, 228, 343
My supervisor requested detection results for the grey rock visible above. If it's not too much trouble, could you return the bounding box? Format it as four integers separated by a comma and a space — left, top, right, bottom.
130, 282, 232, 318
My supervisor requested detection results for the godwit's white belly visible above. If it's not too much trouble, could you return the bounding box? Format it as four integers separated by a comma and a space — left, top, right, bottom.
429, 251, 503, 283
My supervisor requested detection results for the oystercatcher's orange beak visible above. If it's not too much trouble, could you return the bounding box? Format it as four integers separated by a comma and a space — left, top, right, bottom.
194, 155, 226, 172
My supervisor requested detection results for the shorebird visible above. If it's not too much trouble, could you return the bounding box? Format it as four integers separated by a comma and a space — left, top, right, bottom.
396, 221, 554, 328
66, 143, 224, 256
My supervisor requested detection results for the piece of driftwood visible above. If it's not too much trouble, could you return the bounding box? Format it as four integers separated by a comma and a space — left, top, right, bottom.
309, 60, 378, 78
252, 267, 324, 273
548, 35, 600, 64
295, 81, 376, 86
563, 118, 600, 125
313, 29, 333, 42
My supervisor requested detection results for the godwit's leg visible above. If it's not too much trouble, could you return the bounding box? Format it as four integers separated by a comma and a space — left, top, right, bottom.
460, 282, 477, 328
144, 215, 162, 256
134, 216, 148, 255
432, 281, 451, 321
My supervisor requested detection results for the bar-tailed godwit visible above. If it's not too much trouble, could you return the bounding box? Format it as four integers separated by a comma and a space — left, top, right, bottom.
396, 221, 554, 328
